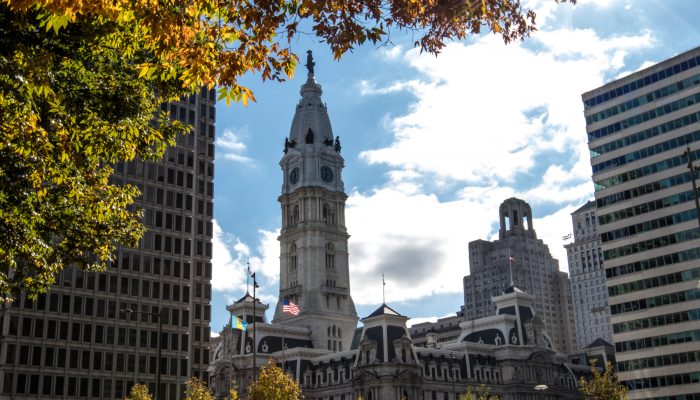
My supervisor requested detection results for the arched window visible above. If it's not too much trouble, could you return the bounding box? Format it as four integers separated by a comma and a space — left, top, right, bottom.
322, 203, 335, 224
291, 204, 299, 226
289, 244, 297, 271
325, 242, 334, 269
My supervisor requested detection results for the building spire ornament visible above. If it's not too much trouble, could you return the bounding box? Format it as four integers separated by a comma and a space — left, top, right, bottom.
305, 50, 315, 75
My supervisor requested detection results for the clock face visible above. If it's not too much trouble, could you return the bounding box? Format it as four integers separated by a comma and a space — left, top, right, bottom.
320, 166, 334, 183
289, 167, 300, 184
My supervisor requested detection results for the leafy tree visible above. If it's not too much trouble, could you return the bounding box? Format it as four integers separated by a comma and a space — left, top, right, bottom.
1, 0, 573, 299
579, 360, 628, 400
5, 0, 575, 105
248, 360, 304, 400
0, 4, 188, 300
184, 377, 214, 400
125, 383, 153, 400
464, 384, 500, 400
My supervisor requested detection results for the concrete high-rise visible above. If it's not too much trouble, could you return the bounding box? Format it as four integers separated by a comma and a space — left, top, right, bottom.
463, 198, 577, 355
564, 200, 614, 351
584, 46, 700, 399
0, 89, 215, 399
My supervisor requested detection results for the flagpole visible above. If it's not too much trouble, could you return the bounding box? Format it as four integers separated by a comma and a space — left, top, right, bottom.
508, 249, 514, 286
282, 323, 286, 371
382, 273, 386, 305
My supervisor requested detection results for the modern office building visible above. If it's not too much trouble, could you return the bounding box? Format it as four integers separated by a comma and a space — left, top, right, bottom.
584, 46, 700, 399
0, 89, 216, 399
564, 200, 614, 351
463, 198, 578, 355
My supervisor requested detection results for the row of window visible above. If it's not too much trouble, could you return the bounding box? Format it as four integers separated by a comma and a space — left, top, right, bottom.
601, 209, 697, 243
142, 185, 214, 216
609, 266, 700, 297
587, 74, 700, 125
603, 228, 699, 261
2, 371, 190, 398
4, 344, 191, 374
650, 393, 700, 400
617, 351, 700, 372
592, 127, 700, 175
610, 288, 700, 315
597, 171, 690, 209
613, 308, 700, 334
108, 255, 212, 281
591, 107, 700, 162
595, 148, 695, 192
606, 246, 700, 279
145, 211, 213, 237
616, 328, 700, 353
588, 93, 700, 145
599, 189, 694, 226
141, 232, 213, 258
623, 371, 700, 391
8, 314, 192, 342
110, 254, 211, 279
584, 55, 700, 109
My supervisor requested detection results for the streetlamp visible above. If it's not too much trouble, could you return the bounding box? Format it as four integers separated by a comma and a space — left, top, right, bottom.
683, 146, 700, 229
247, 265, 260, 382
121, 307, 164, 400
534, 384, 548, 399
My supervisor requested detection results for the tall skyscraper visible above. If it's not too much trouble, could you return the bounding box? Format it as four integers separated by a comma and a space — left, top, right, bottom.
0, 89, 215, 399
584, 46, 700, 399
564, 200, 614, 351
463, 198, 577, 354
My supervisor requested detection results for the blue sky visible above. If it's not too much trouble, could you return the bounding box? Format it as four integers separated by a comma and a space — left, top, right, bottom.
209, 0, 700, 334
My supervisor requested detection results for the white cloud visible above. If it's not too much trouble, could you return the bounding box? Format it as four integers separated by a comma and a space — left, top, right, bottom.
211, 220, 249, 292
359, 29, 652, 186
218, 128, 254, 164
211, 222, 280, 295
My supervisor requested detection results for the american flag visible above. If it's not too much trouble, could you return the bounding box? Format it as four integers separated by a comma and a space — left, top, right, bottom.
283, 298, 300, 316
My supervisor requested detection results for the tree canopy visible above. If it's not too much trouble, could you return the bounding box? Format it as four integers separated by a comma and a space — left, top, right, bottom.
578, 360, 628, 400
248, 360, 303, 400
5, 0, 575, 105
0, 0, 573, 300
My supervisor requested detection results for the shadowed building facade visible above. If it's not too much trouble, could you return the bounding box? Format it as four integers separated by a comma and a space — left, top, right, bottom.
0, 90, 215, 399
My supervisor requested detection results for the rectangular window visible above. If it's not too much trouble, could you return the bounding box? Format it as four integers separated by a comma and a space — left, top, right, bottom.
44, 347, 54, 367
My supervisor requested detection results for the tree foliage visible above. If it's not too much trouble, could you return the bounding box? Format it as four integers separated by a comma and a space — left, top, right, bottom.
578, 360, 628, 400
464, 384, 500, 400
184, 377, 215, 400
248, 360, 304, 400
0, 4, 189, 300
5, 0, 575, 105
125, 383, 153, 400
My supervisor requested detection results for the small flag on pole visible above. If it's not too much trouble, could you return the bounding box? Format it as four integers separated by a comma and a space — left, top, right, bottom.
283, 298, 300, 316
233, 315, 248, 331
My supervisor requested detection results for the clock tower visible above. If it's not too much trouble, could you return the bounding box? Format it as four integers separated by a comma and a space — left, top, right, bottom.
273, 51, 358, 351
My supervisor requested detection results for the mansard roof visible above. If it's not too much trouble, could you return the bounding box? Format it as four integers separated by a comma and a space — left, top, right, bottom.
365, 303, 403, 318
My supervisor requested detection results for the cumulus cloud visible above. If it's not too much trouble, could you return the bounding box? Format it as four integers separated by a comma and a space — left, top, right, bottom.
339, 24, 653, 304
211, 220, 249, 292
218, 128, 254, 164
211, 221, 280, 294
